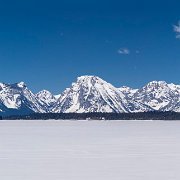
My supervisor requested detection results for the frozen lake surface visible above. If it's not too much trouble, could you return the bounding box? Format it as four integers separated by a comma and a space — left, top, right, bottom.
1, 120, 180, 180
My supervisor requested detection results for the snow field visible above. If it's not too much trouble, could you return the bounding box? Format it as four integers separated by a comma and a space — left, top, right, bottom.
0, 120, 180, 180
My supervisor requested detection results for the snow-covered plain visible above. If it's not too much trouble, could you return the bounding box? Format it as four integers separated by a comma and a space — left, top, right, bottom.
0, 120, 180, 180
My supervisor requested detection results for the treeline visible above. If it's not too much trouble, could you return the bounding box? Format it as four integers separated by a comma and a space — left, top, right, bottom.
3, 111, 180, 120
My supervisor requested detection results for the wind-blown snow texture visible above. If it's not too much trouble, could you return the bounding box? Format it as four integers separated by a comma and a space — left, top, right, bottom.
1, 120, 180, 180
0, 75, 180, 115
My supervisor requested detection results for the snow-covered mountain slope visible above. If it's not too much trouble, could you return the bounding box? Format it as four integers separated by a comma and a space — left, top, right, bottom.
0, 77, 180, 116
166, 83, 180, 112
36, 90, 57, 111
52, 76, 149, 113
0, 82, 46, 115
52, 76, 128, 113
133, 81, 180, 111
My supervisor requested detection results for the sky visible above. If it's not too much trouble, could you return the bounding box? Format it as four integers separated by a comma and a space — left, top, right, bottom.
0, 0, 180, 94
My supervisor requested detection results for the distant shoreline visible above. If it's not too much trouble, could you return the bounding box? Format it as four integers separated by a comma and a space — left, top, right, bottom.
1, 112, 180, 120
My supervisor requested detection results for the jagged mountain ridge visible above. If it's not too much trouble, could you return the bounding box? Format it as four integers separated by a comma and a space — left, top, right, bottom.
133, 81, 180, 111
52, 76, 151, 113
0, 75, 180, 116
36, 90, 58, 111
0, 82, 46, 116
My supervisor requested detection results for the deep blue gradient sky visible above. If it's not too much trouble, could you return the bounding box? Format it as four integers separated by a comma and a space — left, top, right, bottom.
0, 0, 180, 94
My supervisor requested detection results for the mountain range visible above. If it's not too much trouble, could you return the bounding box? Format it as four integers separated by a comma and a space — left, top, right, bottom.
0, 75, 180, 116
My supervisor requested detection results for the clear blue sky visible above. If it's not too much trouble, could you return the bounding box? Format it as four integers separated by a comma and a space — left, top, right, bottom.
1, 0, 180, 94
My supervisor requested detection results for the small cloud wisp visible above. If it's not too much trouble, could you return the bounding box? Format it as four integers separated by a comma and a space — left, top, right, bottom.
173, 21, 180, 39
117, 48, 130, 55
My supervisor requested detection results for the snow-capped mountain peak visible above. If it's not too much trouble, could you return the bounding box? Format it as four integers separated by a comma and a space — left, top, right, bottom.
134, 80, 179, 111
36, 90, 57, 109
36, 90, 53, 97
143, 81, 168, 89
1, 77, 180, 116
0, 82, 46, 116
53, 75, 131, 113
17, 81, 27, 88
52, 75, 153, 113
